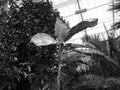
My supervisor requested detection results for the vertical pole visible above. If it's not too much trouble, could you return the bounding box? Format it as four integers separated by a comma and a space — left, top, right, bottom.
77, 0, 84, 21
112, 0, 115, 30
111, 0, 117, 36
76, 0, 88, 41
103, 23, 110, 56
103, 23, 109, 37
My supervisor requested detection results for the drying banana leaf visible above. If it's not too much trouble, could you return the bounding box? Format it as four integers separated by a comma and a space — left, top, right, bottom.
32, 0, 43, 2
66, 41, 96, 49
64, 18, 98, 42
30, 33, 57, 46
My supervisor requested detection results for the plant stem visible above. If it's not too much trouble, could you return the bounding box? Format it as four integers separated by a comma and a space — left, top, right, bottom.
57, 61, 62, 90
57, 43, 62, 90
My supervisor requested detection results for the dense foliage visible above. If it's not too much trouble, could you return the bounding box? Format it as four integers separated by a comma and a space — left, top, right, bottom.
0, 0, 59, 90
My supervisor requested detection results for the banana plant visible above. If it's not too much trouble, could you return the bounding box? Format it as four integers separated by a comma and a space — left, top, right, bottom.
30, 18, 120, 90
31, 18, 98, 45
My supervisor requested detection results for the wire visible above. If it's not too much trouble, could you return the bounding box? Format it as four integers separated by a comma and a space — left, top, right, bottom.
112, 0, 115, 31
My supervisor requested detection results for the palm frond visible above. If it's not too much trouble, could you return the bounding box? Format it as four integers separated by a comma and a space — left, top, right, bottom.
80, 75, 120, 89
109, 0, 120, 12
82, 35, 109, 54
74, 46, 120, 70
63, 51, 91, 66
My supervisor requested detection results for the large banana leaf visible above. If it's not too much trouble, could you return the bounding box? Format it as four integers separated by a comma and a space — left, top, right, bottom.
30, 33, 57, 46
64, 18, 98, 42
74, 47, 120, 70
54, 18, 69, 42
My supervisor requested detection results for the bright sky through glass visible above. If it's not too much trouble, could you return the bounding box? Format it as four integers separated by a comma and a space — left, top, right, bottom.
52, 0, 119, 43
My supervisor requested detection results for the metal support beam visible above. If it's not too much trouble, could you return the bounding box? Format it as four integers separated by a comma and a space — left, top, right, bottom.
76, 0, 88, 41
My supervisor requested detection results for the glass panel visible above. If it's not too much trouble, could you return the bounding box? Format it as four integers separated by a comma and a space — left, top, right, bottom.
51, 0, 120, 41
